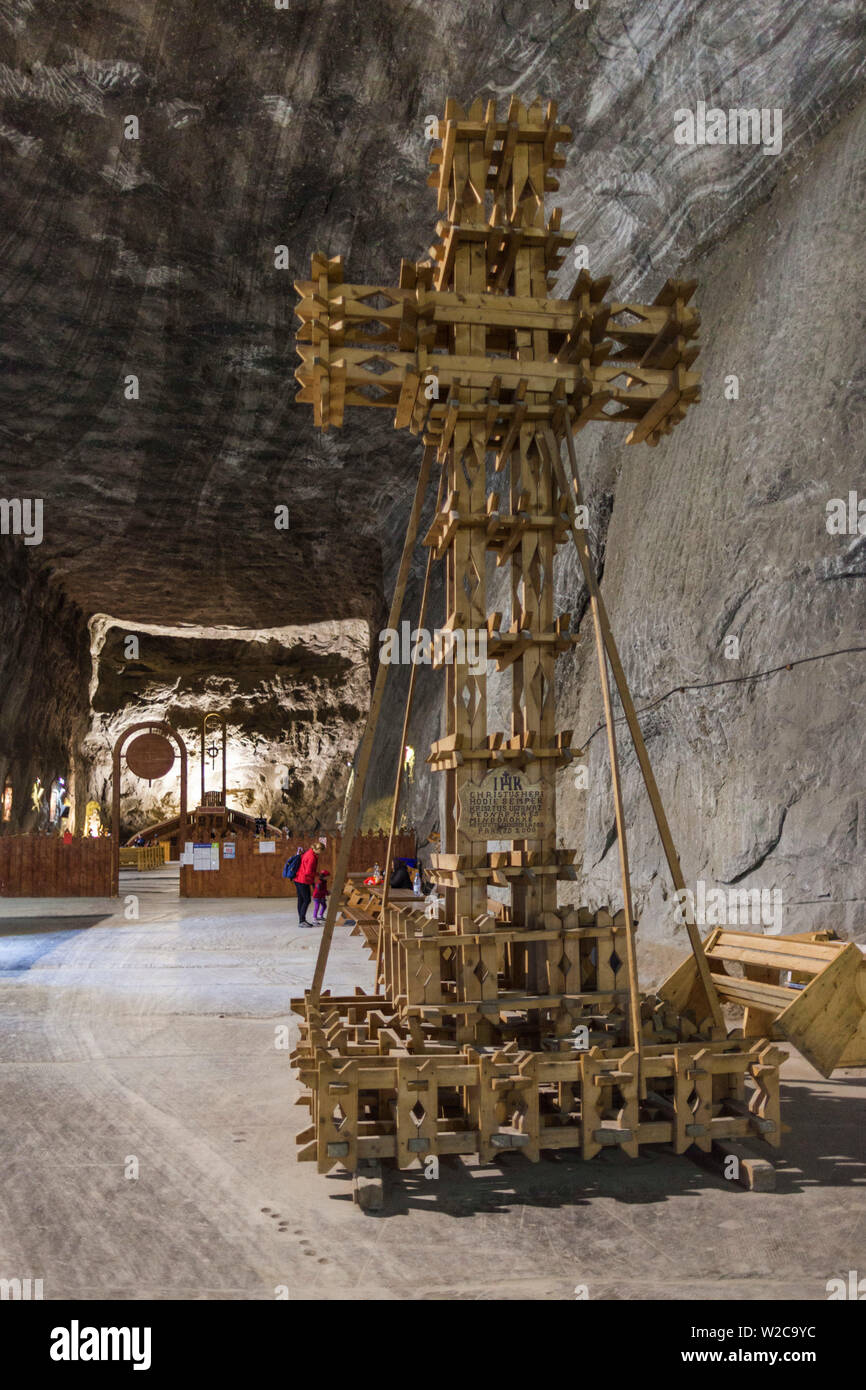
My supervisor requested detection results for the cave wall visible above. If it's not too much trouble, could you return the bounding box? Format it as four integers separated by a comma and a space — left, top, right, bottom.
0, 2, 863, 925
0, 551, 91, 833
554, 97, 866, 975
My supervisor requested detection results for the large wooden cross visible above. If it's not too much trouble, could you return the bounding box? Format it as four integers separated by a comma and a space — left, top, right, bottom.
295, 96, 721, 1048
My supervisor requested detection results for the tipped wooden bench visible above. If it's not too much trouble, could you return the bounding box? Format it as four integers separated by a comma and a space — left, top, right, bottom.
341, 887, 382, 960
660, 929, 866, 1077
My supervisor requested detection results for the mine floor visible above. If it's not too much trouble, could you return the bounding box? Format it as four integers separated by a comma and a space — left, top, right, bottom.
0, 865, 863, 1301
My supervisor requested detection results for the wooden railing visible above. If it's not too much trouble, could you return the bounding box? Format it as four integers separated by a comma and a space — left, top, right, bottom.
119, 845, 165, 871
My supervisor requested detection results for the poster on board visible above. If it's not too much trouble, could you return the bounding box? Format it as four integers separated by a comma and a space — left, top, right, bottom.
193, 843, 216, 871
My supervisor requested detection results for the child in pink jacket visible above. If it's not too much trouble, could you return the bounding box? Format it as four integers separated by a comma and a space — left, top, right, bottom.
312, 870, 330, 921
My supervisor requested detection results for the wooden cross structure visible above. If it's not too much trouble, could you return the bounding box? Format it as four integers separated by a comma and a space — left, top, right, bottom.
289, 98, 866, 1179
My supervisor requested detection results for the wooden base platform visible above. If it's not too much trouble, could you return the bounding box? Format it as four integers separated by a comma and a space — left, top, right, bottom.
291, 987, 783, 1174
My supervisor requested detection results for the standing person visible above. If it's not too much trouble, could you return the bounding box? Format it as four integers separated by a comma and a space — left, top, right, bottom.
312, 870, 330, 922
389, 860, 412, 890
294, 840, 322, 927
283, 845, 304, 918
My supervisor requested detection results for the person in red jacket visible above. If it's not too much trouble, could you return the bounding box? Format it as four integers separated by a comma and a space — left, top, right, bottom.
312, 870, 330, 921
295, 840, 323, 927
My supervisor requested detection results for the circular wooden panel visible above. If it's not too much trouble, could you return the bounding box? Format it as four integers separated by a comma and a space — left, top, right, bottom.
126, 733, 175, 781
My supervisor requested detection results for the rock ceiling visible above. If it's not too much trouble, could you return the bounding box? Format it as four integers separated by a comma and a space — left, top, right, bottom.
2, 1, 862, 630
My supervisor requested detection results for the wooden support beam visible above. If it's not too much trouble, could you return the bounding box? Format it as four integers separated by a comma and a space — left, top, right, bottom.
690, 1138, 777, 1191
352, 1158, 385, 1210
538, 429, 643, 1091
378, 463, 447, 977
310, 446, 436, 1002
549, 420, 724, 1034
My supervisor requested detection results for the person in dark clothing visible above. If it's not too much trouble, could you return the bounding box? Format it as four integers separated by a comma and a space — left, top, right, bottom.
295, 840, 323, 926
389, 861, 412, 890
287, 846, 304, 919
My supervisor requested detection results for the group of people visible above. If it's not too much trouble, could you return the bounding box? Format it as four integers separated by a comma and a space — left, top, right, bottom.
289, 840, 330, 927
289, 842, 433, 928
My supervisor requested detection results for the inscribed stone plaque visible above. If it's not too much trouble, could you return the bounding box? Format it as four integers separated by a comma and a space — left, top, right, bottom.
457, 769, 547, 840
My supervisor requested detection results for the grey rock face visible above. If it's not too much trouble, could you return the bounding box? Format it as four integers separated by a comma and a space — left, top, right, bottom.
0, 552, 90, 833
551, 99, 866, 963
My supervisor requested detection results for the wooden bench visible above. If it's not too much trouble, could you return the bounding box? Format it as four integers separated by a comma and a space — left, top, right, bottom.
661, 928, 866, 1077
341, 887, 382, 959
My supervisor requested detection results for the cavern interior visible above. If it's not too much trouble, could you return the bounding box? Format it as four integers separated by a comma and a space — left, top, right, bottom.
0, 0, 864, 1322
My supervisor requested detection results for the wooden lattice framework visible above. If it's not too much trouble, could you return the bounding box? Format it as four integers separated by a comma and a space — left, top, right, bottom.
290, 98, 866, 1178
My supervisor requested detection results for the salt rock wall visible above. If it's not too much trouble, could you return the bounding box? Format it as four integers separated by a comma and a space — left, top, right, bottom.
1, 0, 864, 944
554, 98, 866, 975
0, 552, 91, 832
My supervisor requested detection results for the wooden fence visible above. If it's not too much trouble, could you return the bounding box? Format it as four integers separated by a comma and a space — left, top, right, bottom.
180, 830, 416, 899
0, 831, 416, 899
0, 836, 114, 897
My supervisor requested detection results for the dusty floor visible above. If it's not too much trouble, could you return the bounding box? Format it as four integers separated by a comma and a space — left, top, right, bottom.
0, 866, 863, 1301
